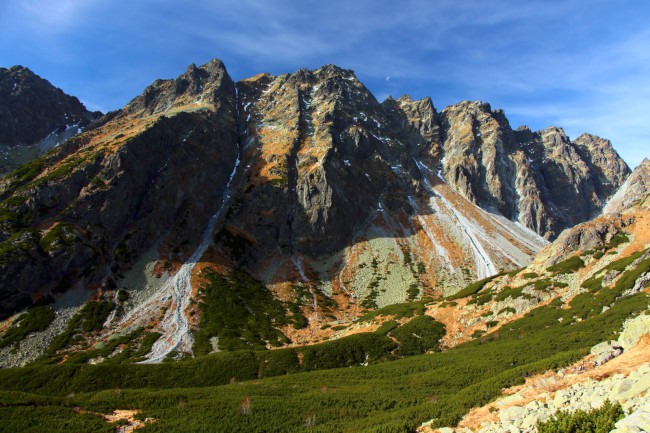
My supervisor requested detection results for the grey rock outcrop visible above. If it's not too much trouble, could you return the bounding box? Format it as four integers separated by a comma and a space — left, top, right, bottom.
439, 103, 630, 239
605, 158, 650, 214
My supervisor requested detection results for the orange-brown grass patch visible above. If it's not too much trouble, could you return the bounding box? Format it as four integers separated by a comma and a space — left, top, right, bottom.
411, 212, 466, 266
624, 209, 650, 254
34, 115, 158, 184
427, 298, 474, 348
240, 72, 271, 83
256, 126, 297, 181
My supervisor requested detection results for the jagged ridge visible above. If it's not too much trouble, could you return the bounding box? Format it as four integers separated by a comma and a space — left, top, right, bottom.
0, 59, 633, 362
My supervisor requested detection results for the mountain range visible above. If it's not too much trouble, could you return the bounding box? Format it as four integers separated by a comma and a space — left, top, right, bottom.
0, 59, 635, 360
0, 58, 649, 433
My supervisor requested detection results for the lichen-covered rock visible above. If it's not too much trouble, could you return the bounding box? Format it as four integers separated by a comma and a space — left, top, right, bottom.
618, 314, 650, 350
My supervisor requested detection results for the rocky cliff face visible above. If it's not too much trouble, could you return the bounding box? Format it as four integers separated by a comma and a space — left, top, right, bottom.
439, 103, 630, 239
0, 59, 633, 359
0, 60, 238, 319
0, 66, 101, 174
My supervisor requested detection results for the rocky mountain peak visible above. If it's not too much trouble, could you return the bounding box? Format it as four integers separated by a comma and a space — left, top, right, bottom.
124, 58, 235, 116
0, 65, 100, 146
443, 99, 491, 114
313, 64, 356, 80
573, 133, 630, 189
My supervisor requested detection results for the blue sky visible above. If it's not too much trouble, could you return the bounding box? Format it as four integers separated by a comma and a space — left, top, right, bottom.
1, 0, 648, 167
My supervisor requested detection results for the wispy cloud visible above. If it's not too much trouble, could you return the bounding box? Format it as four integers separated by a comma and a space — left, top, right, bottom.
20, 0, 92, 28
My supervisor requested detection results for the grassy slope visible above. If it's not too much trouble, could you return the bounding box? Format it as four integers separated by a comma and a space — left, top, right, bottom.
0, 289, 646, 433
1, 211, 648, 432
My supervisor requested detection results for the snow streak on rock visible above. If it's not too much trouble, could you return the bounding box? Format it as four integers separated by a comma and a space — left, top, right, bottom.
120, 152, 241, 363
413, 158, 497, 278
412, 157, 548, 279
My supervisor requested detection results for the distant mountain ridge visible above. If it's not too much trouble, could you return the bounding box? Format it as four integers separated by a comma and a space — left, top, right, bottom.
0, 66, 101, 174
0, 66, 100, 146
0, 59, 632, 362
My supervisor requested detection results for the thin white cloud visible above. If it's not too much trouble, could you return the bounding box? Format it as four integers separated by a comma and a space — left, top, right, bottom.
20, 0, 104, 31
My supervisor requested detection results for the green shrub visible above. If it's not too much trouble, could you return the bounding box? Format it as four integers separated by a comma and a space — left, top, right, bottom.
300, 333, 396, 369
407, 283, 420, 301
537, 400, 624, 433
45, 300, 115, 355
375, 320, 399, 335
546, 256, 585, 275
390, 316, 446, 356
494, 286, 532, 302
79, 301, 114, 332
607, 232, 629, 249
468, 289, 495, 306
2, 158, 45, 193
438, 301, 458, 308
448, 275, 499, 300
614, 255, 650, 293
192, 269, 290, 354
533, 279, 553, 292
255, 349, 300, 377
117, 289, 130, 303
130, 332, 161, 360
0, 306, 55, 349
0, 229, 40, 265
522, 272, 538, 279
39, 223, 76, 253
606, 249, 646, 272
359, 299, 429, 322
581, 276, 603, 293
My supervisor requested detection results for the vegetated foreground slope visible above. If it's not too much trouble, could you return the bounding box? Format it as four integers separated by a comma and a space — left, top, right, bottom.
0, 163, 648, 432
0, 58, 630, 364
